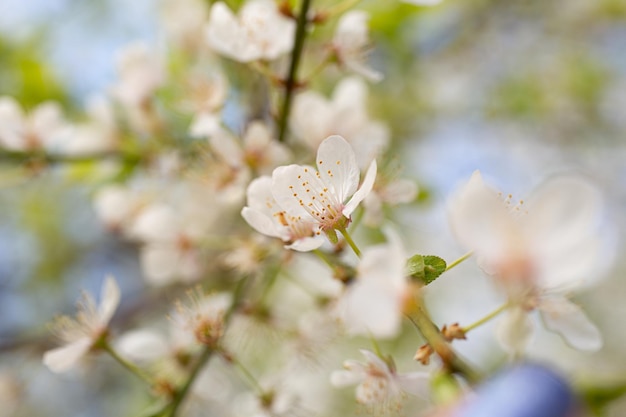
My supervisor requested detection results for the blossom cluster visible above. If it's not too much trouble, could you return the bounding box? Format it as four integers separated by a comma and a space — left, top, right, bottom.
0, 0, 614, 416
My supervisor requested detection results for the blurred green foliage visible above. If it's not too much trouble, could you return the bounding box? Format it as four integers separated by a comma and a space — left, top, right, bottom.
0, 35, 69, 108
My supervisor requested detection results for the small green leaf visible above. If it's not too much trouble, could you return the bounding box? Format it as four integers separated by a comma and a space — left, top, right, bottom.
407, 254, 447, 285
406, 254, 425, 281
424, 256, 447, 284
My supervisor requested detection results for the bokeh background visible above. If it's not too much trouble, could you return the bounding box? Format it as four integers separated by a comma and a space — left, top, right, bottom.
1, 0, 626, 416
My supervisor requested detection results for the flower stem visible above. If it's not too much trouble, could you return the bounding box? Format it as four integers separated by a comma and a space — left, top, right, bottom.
463, 303, 509, 333
0, 149, 141, 165
160, 276, 252, 417
164, 346, 214, 417
277, 0, 313, 142
408, 298, 481, 383
338, 226, 361, 258
101, 342, 153, 386
445, 251, 473, 272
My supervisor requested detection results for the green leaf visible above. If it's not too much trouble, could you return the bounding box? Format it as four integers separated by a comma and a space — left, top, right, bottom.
406, 254, 425, 281
424, 256, 447, 283
407, 254, 447, 285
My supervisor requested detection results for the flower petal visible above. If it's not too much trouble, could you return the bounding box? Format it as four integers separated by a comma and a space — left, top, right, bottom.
523, 177, 604, 290
539, 296, 602, 352
241, 207, 282, 239
343, 159, 377, 217
98, 275, 120, 325
43, 337, 92, 373
317, 135, 360, 204
340, 281, 401, 339
496, 307, 533, 355
331, 368, 365, 387
448, 171, 514, 259
285, 236, 324, 252
396, 372, 431, 398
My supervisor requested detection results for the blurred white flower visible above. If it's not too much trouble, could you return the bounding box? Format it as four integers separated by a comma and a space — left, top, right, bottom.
0, 97, 70, 152
363, 176, 418, 226
331, 349, 429, 406
338, 231, 413, 338
43, 276, 120, 373
448, 171, 606, 353
58, 96, 119, 155
271, 135, 377, 234
172, 288, 232, 346
242, 176, 324, 251
206, 0, 295, 62
161, 0, 209, 50
205, 121, 291, 175
111, 42, 164, 108
129, 200, 215, 286
332, 11, 382, 82
290, 77, 389, 169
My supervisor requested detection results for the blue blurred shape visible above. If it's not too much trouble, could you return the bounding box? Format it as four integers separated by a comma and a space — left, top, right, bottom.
458, 364, 574, 417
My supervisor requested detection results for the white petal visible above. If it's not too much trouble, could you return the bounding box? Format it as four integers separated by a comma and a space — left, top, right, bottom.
98, 275, 120, 325
396, 372, 431, 398
285, 236, 324, 252
331, 369, 364, 387
115, 330, 168, 363
496, 307, 533, 355
43, 338, 92, 373
539, 296, 602, 351
271, 164, 323, 218
140, 244, 181, 286
208, 126, 244, 167
340, 282, 401, 339
523, 177, 604, 290
447, 171, 514, 258
290, 91, 333, 148
129, 204, 179, 242
241, 207, 283, 239
343, 159, 377, 217
317, 135, 360, 204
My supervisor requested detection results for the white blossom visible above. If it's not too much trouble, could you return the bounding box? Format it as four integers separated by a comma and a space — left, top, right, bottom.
206, 0, 295, 62
332, 11, 382, 82
0, 97, 70, 152
338, 230, 412, 338
111, 42, 164, 108
43, 276, 120, 373
172, 288, 232, 346
129, 203, 207, 286
363, 177, 418, 226
290, 77, 389, 169
241, 176, 324, 251
271, 135, 377, 234
448, 170, 605, 353
331, 349, 429, 407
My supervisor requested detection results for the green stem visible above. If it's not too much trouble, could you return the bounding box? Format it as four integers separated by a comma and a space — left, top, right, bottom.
162, 276, 251, 417
101, 342, 153, 386
277, 0, 313, 142
0, 149, 141, 165
445, 251, 473, 271
463, 303, 509, 333
408, 299, 481, 383
165, 346, 214, 417
313, 249, 335, 270
338, 226, 361, 258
